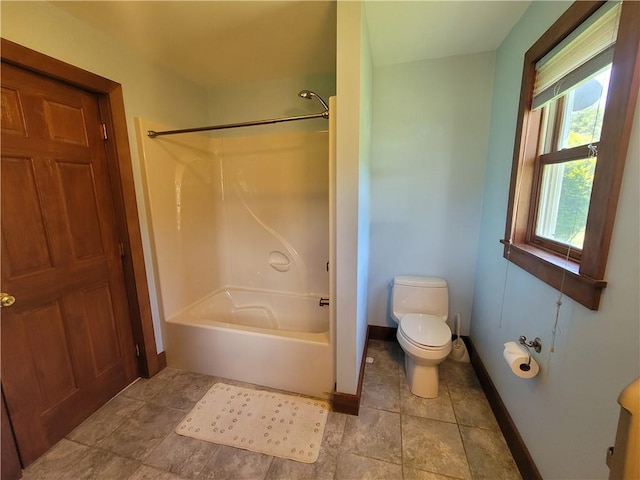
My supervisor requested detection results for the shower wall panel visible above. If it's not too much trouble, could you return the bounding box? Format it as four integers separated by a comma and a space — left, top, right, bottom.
138, 120, 329, 322
221, 131, 329, 297
137, 119, 224, 319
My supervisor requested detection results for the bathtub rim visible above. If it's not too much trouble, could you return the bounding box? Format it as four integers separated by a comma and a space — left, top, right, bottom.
165, 285, 330, 343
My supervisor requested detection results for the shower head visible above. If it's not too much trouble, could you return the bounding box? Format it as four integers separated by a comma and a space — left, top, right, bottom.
298, 90, 329, 112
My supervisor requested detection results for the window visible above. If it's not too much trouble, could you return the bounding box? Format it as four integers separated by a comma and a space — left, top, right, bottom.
533, 65, 611, 256
503, 0, 640, 310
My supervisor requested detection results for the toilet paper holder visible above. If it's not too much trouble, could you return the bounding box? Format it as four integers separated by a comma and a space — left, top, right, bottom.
519, 335, 542, 353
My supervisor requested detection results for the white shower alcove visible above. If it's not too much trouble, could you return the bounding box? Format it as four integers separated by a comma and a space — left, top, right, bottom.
136, 108, 335, 399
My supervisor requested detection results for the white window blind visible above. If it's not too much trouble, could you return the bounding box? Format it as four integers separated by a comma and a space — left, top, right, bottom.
532, 1, 621, 110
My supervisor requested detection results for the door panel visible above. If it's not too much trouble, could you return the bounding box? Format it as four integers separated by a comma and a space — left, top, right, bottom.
1, 62, 137, 466
25, 301, 79, 410
82, 284, 122, 373
1, 156, 54, 276
57, 161, 106, 259
1, 86, 28, 136
42, 99, 89, 146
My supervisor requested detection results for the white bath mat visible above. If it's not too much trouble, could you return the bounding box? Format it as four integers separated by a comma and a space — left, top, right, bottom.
175, 383, 329, 463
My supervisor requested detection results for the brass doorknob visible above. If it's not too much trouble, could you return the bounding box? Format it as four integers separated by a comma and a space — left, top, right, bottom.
0, 293, 16, 308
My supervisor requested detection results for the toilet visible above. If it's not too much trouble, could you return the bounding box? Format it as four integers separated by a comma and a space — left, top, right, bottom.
391, 276, 452, 398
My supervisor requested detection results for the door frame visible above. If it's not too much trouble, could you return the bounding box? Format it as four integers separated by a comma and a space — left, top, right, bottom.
1, 38, 164, 379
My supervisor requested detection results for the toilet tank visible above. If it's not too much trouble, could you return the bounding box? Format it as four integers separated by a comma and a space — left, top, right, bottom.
391, 276, 448, 322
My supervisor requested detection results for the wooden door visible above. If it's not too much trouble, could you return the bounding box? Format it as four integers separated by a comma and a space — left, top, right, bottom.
1, 63, 138, 466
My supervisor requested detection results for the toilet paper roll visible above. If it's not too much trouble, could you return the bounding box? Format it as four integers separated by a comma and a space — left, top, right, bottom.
503, 341, 539, 379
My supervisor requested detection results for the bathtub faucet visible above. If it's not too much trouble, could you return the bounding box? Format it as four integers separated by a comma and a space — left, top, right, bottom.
319, 297, 330, 307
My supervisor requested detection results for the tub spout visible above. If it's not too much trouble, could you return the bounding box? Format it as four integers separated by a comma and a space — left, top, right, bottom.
319, 297, 330, 307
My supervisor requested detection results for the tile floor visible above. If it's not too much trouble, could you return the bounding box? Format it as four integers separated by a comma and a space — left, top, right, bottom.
21, 339, 521, 480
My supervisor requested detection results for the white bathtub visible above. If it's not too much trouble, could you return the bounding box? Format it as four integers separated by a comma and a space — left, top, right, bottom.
163, 288, 334, 399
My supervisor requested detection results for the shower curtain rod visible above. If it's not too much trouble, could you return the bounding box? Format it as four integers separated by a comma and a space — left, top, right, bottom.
147, 110, 328, 138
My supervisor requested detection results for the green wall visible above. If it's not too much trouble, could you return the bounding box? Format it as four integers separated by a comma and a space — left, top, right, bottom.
471, 2, 640, 477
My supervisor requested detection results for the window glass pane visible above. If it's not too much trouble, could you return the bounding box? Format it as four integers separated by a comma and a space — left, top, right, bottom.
535, 157, 596, 249
559, 66, 611, 149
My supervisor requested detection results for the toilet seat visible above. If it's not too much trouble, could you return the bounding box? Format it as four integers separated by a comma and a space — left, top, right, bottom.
399, 313, 451, 349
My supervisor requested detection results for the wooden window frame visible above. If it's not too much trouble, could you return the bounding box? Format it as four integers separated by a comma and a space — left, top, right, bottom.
528, 142, 598, 262
502, 1, 640, 310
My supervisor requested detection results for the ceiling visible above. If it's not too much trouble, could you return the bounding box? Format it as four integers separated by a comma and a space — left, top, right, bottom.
52, 1, 337, 88
365, 1, 531, 67
51, 1, 530, 89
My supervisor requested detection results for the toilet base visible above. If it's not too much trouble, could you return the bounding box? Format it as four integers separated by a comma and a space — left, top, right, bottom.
405, 355, 440, 398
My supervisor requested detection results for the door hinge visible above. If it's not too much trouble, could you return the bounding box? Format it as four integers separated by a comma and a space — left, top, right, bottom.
119, 242, 126, 258
135, 344, 140, 357
101, 123, 108, 140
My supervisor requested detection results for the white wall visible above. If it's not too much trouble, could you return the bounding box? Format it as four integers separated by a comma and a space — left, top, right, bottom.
357, 4, 373, 383
1, 1, 210, 353
471, 2, 640, 478
368, 52, 495, 334
335, 1, 373, 395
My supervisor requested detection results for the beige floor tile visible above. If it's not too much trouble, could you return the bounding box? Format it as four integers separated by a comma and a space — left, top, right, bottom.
361, 370, 401, 412
335, 452, 403, 480
121, 368, 183, 401
150, 370, 218, 412
143, 431, 218, 478
441, 360, 480, 388
19, 354, 520, 480
265, 446, 338, 480
459, 425, 522, 480
199, 445, 274, 480
365, 340, 401, 378
98, 403, 186, 461
66, 395, 145, 446
400, 376, 456, 423
21, 439, 90, 480
402, 415, 471, 480
448, 383, 499, 430
127, 465, 190, 480
62, 448, 141, 480
323, 411, 348, 450
403, 465, 466, 479
341, 406, 402, 464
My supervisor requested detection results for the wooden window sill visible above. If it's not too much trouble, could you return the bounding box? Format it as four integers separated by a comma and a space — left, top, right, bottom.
500, 240, 606, 310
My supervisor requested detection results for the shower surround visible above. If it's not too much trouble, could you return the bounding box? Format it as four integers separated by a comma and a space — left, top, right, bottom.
136, 118, 333, 398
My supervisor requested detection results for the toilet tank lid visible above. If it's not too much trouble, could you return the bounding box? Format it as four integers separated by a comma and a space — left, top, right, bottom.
394, 276, 447, 287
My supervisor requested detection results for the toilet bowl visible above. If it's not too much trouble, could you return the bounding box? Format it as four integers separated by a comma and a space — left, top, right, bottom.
391, 276, 452, 398
397, 313, 452, 398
